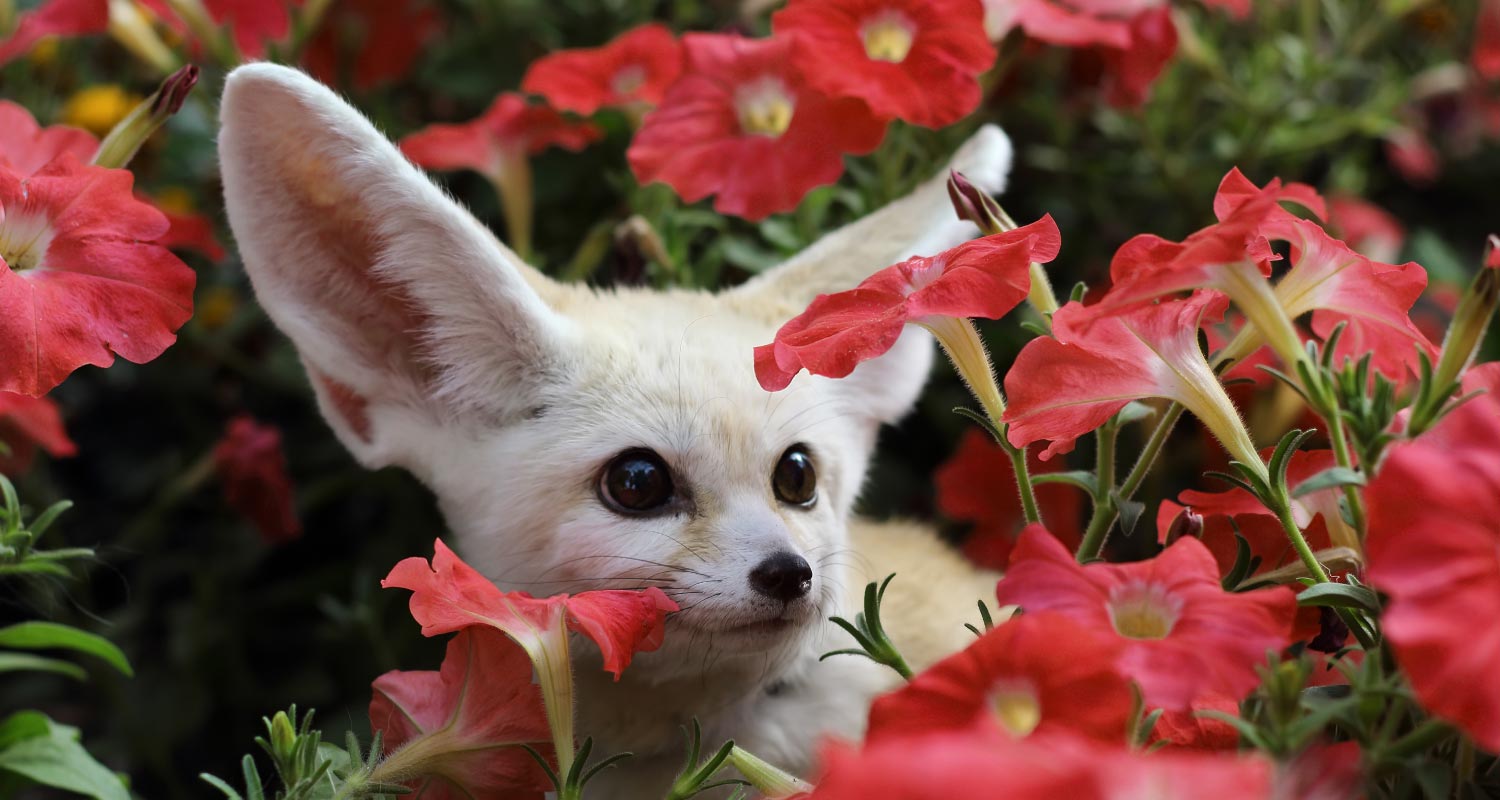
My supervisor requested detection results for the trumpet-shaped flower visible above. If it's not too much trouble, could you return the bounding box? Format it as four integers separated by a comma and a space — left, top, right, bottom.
772, 0, 995, 129
936, 428, 1083, 569
1003, 291, 1261, 473
522, 23, 684, 115
138, 0, 296, 60
0, 156, 196, 396
994, 527, 1297, 709
384, 539, 677, 775
0, 101, 97, 176
370, 627, 553, 800
400, 93, 602, 180
755, 216, 1060, 421
867, 610, 1134, 743
213, 415, 300, 545
0, 0, 108, 66
0, 392, 75, 475
1365, 394, 1500, 753
628, 33, 888, 220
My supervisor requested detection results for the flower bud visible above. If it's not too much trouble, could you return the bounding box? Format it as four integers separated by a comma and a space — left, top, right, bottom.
268, 710, 297, 760
727, 745, 813, 799
1431, 234, 1500, 394
92, 65, 199, 169
947, 170, 1008, 235
1162, 507, 1204, 546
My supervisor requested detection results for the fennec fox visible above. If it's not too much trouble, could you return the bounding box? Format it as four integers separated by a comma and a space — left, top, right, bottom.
219, 63, 1003, 796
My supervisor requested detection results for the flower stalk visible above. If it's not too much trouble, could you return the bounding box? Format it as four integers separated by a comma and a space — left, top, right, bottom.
93, 64, 200, 170
726, 745, 813, 798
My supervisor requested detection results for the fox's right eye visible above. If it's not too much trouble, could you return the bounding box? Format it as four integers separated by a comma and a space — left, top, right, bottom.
600, 449, 675, 514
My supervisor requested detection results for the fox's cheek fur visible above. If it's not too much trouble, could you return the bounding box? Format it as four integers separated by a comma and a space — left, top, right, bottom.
219, 63, 1012, 796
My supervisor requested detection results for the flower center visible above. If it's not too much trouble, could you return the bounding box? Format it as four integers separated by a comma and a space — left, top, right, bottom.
988, 681, 1042, 738
736, 77, 796, 137
1108, 581, 1183, 640
861, 12, 916, 63
0, 211, 54, 273
611, 65, 647, 98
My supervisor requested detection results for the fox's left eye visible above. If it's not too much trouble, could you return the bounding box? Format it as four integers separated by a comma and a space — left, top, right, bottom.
773, 445, 817, 507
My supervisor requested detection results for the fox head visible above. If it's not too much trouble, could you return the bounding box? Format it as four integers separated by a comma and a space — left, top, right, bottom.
218, 64, 1012, 681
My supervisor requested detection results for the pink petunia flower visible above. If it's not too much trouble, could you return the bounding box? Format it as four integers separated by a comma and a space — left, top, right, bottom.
0, 0, 108, 67
994, 526, 1297, 709
0, 392, 76, 475
772, 0, 995, 129
1003, 290, 1261, 470
1175, 449, 1353, 561
521, 23, 684, 116
1327, 194, 1405, 264
0, 155, 196, 396
867, 610, 1134, 743
936, 428, 1083, 569
370, 627, 553, 800
627, 33, 888, 220
1365, 392, 1500, 753
0, 100, 97, 176
755, 217, 1060, 402
138, 0, 299, 60
213, 415, 300, 545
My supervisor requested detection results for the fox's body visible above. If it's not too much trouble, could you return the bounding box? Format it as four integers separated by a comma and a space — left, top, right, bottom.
219, 64, 1003, 795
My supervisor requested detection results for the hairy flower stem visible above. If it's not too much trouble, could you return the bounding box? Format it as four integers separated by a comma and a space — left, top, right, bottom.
1006, 444, 1042, 525
1268, 496, 1330, 584
1074, 419, 1118, 562
1076, 403, 1184, 561
1322, 413, 1367, 535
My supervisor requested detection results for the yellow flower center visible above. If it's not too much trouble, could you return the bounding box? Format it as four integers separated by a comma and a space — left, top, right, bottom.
0, 212, 54, 273
862, 12, 916, 63
989, 683, 1042, 738
736, 77, 796, 137
61, 85, 142, 137
1108, 581, 1182, 640
611, 65, 647, 98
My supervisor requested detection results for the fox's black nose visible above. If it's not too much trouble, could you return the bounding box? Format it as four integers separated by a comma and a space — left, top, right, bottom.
749, 552, 813, 602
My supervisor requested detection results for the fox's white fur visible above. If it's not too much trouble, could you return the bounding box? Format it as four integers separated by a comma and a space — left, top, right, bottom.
219, 64, 1004, 796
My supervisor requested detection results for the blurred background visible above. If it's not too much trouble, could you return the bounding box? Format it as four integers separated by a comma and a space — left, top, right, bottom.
1, 0, 1496, 796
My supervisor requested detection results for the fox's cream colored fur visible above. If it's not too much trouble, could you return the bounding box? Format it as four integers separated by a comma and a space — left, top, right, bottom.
219, 64, 1005, 796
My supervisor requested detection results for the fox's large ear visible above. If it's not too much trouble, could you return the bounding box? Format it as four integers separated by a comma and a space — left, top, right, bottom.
219, 64, 573, 469
728, 125, 1015, 425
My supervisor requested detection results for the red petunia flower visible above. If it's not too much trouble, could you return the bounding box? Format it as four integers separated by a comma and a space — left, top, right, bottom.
628, 33, 888, 220
0, 0, 108, 67
138, 0, 299, 60
370, 627, 553, 800
521, 23, 684, 115
1365, 393, 1500, 753
772, 0, 995, 129
1003, 291, 1260, 469
811, 727, 1282, 800
400, 93, 601, 180
384, 538, 677, 679
936, 428, 1083, 569
213, 415, 301, 544
152, 205, 226, 262
0, 156, 196, 396
0, 392, 76, 475
1097, 6, 1178, 108
867, 610, 1134, 743
1174, 449, 1349, 568
994, 527, 1297, 709
0, 101, 97, 176
1148, 692, 1242, 751
303, 0, 442, 90
1475, 0, 1500, 81
755, 216, 1060, 390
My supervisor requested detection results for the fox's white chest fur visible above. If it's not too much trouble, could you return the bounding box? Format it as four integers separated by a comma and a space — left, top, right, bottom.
218, 64, 1008, 796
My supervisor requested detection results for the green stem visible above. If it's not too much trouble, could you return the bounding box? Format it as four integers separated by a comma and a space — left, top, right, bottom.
1269, 496, 1330, 584
1322, 412, 1367, 536
1005, 442, 1042, 527
1075, 421, 1118, 562
1077, 403, 1186, 559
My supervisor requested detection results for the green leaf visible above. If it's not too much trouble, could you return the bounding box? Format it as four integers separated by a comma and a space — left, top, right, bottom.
0, 714, 129, 800
1291, 467, 1365, 498
1297, 583, 1380, 613
0, 653, 86, 681
1030, 470, 1099, 497
1113, 492, 1146, 537
0, 712, 51, 751
1113, 401, 1156, 426
0, 622, 132, 677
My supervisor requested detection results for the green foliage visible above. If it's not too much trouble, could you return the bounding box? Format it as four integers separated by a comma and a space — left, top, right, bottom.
200, 707, 405, 800
821, 574, 913, 680
0, 712, 129, 800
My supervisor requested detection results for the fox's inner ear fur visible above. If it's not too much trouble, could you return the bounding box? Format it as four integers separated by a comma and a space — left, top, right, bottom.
728, 125, 1015, 426
219, 64, 571, 469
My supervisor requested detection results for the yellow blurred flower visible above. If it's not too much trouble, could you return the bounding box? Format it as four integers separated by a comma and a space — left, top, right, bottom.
27, 37, 60, 67
196, 286, 240, 332
61, 85, 142, 137
154, 186, 196, 215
